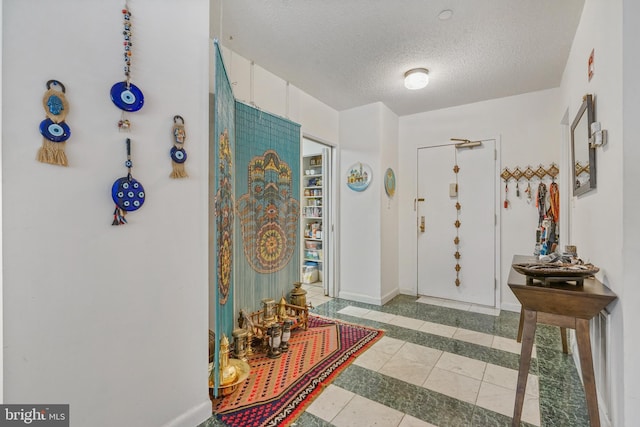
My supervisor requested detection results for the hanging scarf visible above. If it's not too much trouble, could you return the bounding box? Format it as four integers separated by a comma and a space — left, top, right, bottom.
536, 183, 547, 226
548, 182, 560, 223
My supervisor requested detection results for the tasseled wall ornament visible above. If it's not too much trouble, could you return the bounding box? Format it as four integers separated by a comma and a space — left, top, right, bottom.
37, 80, 71, 166
111, 138, 145, 225
170, 115, 188, 178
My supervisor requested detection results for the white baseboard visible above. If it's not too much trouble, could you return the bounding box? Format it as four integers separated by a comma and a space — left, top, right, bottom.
338, 290, 383, 306
399, 287, 416, 296
161, 400, 212, 427
381, 288, 400, 305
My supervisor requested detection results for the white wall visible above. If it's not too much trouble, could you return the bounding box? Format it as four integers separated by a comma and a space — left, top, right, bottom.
559, 0, 628, 425
0, 0, 4, 404
216, 46, 340, 145
339, 103, 399, 305
380, 105, 400, 303
2, 1, 211, 426
622, 0, 640, 423
398, 89, 562, 310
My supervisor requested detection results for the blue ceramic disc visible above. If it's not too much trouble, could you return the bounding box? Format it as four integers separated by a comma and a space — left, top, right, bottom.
112, 176, 145, 211
110, 81, 144, 112
170, 146, 187, 164
39, 119, 71, 143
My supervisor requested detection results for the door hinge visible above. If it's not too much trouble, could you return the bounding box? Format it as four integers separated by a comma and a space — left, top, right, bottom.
495, 278, 498, 289
494, 149, 497, 160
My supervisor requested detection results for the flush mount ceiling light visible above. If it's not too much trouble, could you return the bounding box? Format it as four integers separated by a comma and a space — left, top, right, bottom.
404, 68, 429, 90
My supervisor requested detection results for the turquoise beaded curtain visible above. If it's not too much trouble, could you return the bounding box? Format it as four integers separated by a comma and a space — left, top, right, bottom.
212, 40, 235, 394
234, 101, 301, 314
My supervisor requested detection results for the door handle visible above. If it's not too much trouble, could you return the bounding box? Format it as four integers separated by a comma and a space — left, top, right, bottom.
414, 197, 425, 211
420, 216, 425, 232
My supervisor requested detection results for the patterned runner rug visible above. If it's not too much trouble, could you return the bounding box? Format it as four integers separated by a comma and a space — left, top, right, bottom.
212, 315, 383, 427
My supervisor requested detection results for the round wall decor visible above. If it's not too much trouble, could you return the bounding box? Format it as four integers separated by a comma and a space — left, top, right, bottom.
384, 168, 396, 197
346, 162, 372, 192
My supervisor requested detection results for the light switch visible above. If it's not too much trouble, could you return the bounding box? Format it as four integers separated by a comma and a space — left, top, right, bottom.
449, 183, 458, 197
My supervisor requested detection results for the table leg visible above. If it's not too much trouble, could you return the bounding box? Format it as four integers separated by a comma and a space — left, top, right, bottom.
560, 327, 569, 354
512, 309, 537, 427
516, 308, 524, 343
575, 318, 601, 427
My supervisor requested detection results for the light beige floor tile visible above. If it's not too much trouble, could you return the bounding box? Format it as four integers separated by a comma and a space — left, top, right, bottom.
398, 414, 438, 427
332, 395, 404, 427
452, 328, 494, 347
435, 352, 487, 380
306, 384, 355, 422
378, 343, 441, 386
306, 288, 325, 298
362, 310, 397, 323
338, 306, 371, 317
302, 283, 323, 293
388, 315, 426, 331
416, 296, 472, 311
379, 354, 434, 387
491, 335, 538, 358
418, 321, 458, 338
370, 336, 405, 355
353, 347, 393, 372
483, 363, 539, 397
397, 342, 443, 366
475, 381, 540, 426
423, 367, 482, 404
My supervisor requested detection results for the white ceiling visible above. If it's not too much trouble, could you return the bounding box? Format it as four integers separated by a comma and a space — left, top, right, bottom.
210, 0, 585, 116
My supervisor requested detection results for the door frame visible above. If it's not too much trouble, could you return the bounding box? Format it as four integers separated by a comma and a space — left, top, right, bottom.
302, 133, 339, 298
415, 138, 502, 309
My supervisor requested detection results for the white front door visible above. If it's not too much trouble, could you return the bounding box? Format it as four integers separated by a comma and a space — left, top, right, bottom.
417, 141, 497, 306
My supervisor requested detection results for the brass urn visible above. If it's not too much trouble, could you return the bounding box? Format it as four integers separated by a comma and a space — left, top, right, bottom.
290, 281, 307, 307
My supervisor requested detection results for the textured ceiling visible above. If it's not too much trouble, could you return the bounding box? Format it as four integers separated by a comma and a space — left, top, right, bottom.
210, 0, 585, 116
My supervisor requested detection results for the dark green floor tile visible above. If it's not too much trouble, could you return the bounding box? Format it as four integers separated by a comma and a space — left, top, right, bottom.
471, 405, 537, 427
293, 412, 334, 426
536, 347, 580, 379
196, 415, 225, 427
539, 376, 590, 427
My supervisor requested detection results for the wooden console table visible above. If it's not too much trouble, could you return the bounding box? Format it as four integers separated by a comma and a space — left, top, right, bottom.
508, 255, 617, 427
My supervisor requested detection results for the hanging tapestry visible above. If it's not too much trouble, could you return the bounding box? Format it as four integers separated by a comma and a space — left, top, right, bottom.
212, 40, 236, 394
234, 101, 301, 312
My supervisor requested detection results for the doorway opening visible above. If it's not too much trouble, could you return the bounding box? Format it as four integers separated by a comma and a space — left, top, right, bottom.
301, 136, 337, 298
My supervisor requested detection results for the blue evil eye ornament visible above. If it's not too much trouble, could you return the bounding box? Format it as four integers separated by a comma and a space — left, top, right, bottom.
37, 79, 71, 166
39, 118, 71, 143
110, 81, 144, 112
112, 176, 145, 212
170, 146, 187, 164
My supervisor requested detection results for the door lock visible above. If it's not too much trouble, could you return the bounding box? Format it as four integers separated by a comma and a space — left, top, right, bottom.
420, 216, 425, 232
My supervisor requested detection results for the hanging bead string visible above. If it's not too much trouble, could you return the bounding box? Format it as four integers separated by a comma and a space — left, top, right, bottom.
123, 3, 132, 88
453, 151, 461, 287
118, 3, 133, 131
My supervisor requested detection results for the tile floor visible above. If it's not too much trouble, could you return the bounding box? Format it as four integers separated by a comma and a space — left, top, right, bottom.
203, 289, 591, 427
